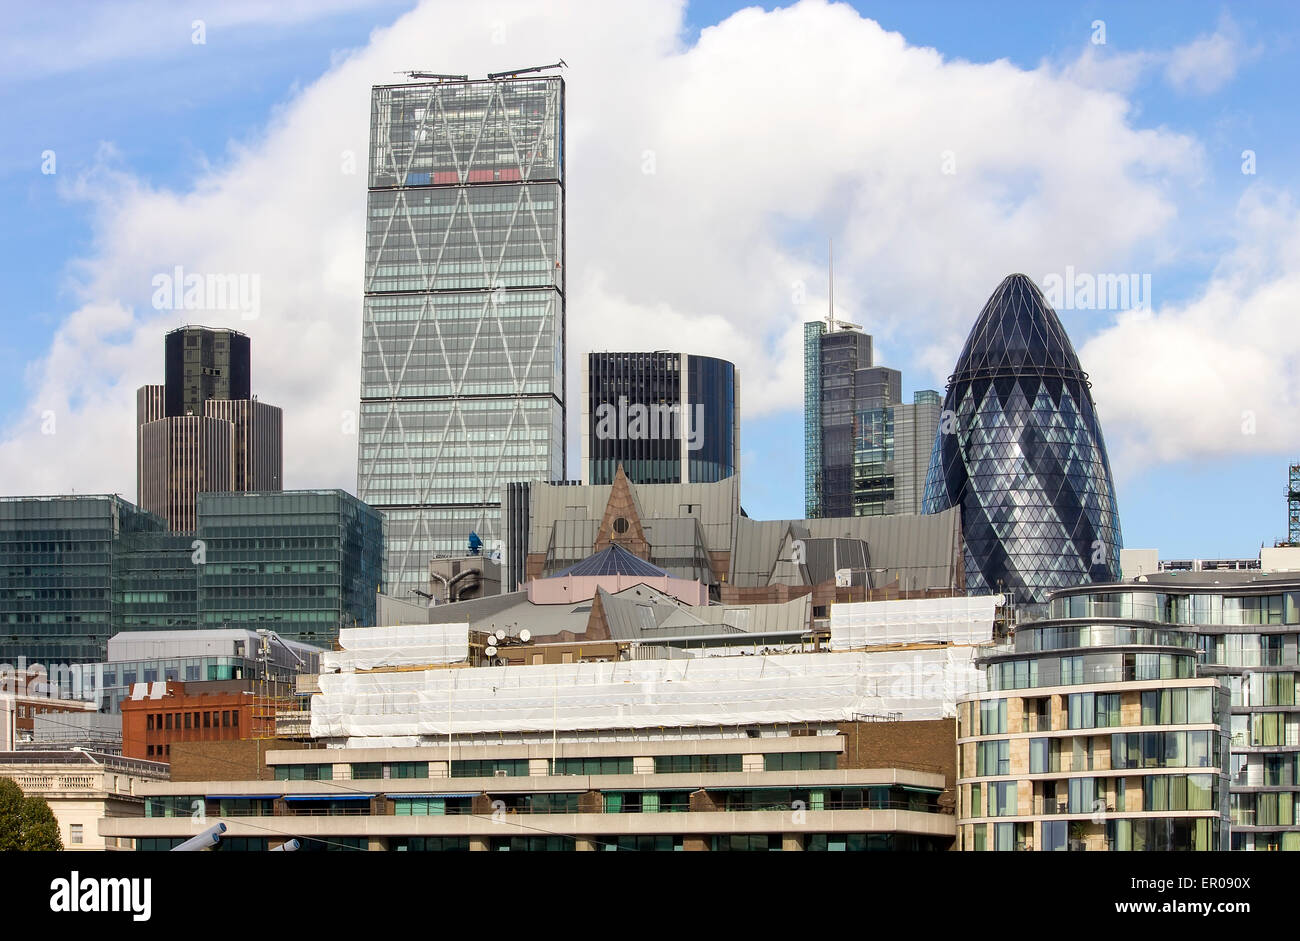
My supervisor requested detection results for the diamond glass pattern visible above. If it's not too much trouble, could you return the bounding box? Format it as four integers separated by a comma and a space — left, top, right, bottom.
922, 274, 1122, 607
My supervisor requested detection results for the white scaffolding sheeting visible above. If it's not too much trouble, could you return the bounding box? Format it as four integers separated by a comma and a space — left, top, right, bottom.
310, 649, 985, 744
829, 596, 998, 649
319, 624, 471, 673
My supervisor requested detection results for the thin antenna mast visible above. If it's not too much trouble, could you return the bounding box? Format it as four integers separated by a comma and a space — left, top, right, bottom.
827, 237, 835, 332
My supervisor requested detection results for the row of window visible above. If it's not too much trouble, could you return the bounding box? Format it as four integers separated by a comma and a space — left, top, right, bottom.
1051, 590, 1295, 626
144, 710, 239, 732
1230, 790, 1300, 827
967, 817, 1220, 851
986, 654, 1195, 691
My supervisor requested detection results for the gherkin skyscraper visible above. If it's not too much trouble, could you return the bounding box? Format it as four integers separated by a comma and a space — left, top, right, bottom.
922, 273, 1122, 607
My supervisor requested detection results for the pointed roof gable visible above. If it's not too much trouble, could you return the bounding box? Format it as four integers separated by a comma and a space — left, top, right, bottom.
593, 464, 651, 559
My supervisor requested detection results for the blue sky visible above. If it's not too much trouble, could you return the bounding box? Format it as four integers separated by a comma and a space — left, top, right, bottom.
3, 0, 1299, 561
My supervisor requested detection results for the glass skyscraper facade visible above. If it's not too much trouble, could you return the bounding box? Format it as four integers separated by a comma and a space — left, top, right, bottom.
923, 273, 1122, 608
0, 491, 383, 663
0, 495, 173, 664
583, 351, 738, 486
195, 490, 384, 646
803, 321, 938, 518
117, 530, 199, 632
357, 76, 566, 596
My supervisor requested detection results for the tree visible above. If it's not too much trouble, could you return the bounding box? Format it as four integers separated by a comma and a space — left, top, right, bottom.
20, 796, 63, 851
0, 779, 23, 852
0, 778, 64, 851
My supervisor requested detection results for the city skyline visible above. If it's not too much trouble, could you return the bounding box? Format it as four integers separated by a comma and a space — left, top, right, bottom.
3, 1, 1300, 563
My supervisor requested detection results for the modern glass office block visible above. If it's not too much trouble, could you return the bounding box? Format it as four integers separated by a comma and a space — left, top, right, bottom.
116, 531, 199, 632
195, 490, 384, 647
923, 273, 1122, 607
0, 495, 168, 664
804, 317, 932, 518
583, 352, 737, 486
803, 322, 824, 517
358, 76, 566, 596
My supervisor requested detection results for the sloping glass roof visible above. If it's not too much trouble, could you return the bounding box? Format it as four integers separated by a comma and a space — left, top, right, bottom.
548, 544, 670, 579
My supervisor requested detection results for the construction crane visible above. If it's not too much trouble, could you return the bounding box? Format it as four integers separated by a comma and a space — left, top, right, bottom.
488, 60, 566, 80
396, 71, 469, 81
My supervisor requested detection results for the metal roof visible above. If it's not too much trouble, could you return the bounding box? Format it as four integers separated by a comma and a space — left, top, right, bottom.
728, 507, 962, 591
549, 544, 669, 579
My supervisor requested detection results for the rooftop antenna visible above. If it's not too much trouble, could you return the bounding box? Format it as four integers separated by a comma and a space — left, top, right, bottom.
827, 237, 862, 331
827, 237, 835, 332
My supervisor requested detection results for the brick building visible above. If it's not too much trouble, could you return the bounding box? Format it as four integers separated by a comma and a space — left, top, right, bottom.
120, 681, 267, 762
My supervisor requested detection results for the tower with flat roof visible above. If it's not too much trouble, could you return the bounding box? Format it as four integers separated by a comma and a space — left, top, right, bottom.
356, 72, 566, 597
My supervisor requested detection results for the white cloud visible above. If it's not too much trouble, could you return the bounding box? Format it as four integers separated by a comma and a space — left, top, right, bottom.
1083, 187, 1300, 474
1056, 16, 1250, 98
1165, 22, 1245, 95
0, 0, 1215, 499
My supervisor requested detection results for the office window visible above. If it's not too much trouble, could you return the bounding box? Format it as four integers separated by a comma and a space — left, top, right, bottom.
387, 761, 428, 779
231, 711, 238, 728
221, 711, 230, 728
552, 756, 637, 775
69, 824, 83, 845
653, 754, 742, 774
760, 753, 836, 773
184, 713, 191, 729
203, 712, 211, 729
146, 714, 154, 731
451, 759, 529, 778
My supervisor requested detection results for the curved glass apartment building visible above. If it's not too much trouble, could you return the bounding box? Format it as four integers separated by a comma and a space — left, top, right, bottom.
957, 610, 1229, 851
1052, 574, 1300, 850
923, 274, 1122, 608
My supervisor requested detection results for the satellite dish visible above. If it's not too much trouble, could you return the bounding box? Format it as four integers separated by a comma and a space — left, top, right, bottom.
519, 629, 532, 643
494, 629, 506, 641
485, 645, 498, 657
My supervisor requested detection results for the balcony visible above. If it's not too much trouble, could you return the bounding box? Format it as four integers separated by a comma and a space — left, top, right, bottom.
1022, 714, 1053, 733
